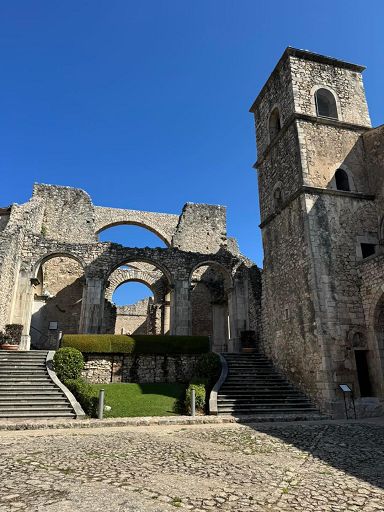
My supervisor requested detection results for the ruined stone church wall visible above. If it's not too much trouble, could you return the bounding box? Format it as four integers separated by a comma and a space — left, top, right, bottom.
115, 298, 151, 335
32, 184, 97, 243
172, 203, 227, 253
0, 231, 23, 330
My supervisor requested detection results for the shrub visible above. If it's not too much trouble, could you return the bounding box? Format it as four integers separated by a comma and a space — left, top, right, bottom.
65, 378, 99, 417
194, 353, 221, 385
62, 334, 210, 354
53, 347, 84, 382
0, 331, 12, 346
5, 324, 23, 344
184, 381, 207, 414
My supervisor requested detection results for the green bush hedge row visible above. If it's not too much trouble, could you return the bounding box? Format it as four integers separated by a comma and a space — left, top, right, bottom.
62, 334, 210, 354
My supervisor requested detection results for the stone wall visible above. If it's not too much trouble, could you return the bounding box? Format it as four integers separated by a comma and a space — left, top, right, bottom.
33, 184, 97, 243
172, 203, 227, 254
82, 353, 200, 384
115, 298, 151, 335
30, 256, 84, 348
94, 206, 179, 247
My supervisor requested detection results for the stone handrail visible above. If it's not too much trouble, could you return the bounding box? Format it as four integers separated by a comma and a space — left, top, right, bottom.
46, 351, 85, 419
209, 353, 228, 415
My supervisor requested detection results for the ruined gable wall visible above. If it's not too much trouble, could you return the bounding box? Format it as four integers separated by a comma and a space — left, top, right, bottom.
33, 184, 96, 243
173, 203, 227, 254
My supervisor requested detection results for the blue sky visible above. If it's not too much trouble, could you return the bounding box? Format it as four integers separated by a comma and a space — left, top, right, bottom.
1, 1, 383, 304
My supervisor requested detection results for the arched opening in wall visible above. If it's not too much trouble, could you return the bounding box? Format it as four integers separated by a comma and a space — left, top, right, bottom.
273, 186, 283, 211
335, 169, 350, 191
190, 263, 232, 352
98, 224, 168, 248
104, 261, 171, 335
112, 281, 154, 336
30, 255, 84, 349
315, 88, 338, 119
269, 108, 281, 141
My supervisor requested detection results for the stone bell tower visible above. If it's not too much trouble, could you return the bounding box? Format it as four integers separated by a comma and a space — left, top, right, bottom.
250, 47, 378, 415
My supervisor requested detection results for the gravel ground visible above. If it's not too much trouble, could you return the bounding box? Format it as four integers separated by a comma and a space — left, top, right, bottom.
0, 419, 383, 511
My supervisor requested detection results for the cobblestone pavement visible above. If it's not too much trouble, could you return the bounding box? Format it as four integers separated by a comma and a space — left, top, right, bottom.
0, 420, 383, 511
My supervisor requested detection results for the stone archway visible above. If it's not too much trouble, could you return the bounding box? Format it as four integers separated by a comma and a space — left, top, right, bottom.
30, 254, 85, 349
189, 261, 233, 352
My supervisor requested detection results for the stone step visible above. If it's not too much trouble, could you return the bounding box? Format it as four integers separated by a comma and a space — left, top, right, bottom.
0, 399, 70, 406
0, 383, 57, 389
218, 397, 312, 403
0, 369, 49, 374
0, 411, 75, 418
0, 374, 51, 384
0, 405, 73, 412
217, 406, 320, 414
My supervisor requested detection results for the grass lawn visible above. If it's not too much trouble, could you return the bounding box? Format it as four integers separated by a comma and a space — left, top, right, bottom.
90, 383, 186, 418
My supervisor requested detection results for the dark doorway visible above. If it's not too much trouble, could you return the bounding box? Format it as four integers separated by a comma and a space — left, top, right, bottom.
354, 350, 373, 397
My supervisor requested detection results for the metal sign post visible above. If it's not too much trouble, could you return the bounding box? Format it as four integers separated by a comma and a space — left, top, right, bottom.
339, 384, 356, 419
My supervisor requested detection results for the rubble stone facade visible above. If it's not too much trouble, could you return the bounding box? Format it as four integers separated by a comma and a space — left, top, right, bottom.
0, 184, 261, 354
250, 47, 384, 417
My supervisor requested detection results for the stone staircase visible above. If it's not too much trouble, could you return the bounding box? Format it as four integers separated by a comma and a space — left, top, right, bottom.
0, 350, 76, 419
217, 353, 323, 419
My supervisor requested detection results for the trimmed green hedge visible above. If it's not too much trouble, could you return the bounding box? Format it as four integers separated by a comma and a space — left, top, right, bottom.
62, 334, 210, 354
65, 378, 99, 417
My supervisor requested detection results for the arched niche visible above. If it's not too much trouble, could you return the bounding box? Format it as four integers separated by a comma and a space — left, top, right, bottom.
189, 261, 233, 352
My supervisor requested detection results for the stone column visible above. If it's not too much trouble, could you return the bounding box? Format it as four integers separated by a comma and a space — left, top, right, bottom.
10, 270, 34, 350
79, 277, 105, 334
212, 302, 229, 353
170, 280, 191, 336
162, 293, 171, 335
228, 276, 249, 352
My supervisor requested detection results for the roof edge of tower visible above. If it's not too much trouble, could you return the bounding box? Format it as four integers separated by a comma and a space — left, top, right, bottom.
249, 47, 366, 113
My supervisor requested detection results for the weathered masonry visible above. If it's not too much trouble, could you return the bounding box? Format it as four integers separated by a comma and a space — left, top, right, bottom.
250, 47, 384, 417
0, 184, 261, 353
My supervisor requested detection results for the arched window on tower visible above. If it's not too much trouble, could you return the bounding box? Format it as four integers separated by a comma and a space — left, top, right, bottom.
269, 108, 281, 141
273, 186, 283, 211
335, 169, 350, 191
315, 88, 338, 119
